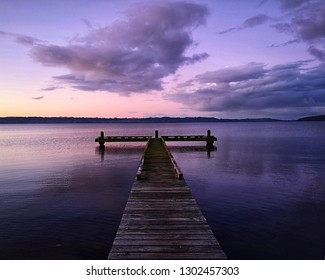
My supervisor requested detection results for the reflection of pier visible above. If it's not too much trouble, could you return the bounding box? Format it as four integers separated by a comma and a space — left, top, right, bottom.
95, 130, 226, 259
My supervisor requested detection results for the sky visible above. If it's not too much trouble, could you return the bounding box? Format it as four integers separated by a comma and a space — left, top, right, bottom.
0, 0, 325, 119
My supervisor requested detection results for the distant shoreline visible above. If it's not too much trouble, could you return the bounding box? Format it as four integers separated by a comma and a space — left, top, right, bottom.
0, 115, 324, 124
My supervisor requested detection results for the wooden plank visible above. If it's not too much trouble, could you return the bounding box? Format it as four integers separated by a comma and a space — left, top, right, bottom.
111, 229, 213, 235
108, 138, 226, 260
95, 135, 150, 143
162, 135, 217, 142
111, 245, 223, 253
112, 239, 219, 246
113, 234, 218, 240
109, 252, 226, 260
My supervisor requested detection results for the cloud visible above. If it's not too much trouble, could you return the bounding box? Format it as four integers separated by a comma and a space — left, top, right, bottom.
291, 4, 325, 43
271, 0, 325, 60
27, 2, 208, 95
195, 62, 266, 83
243, 14, 271, 28
81, 18, 93, 29
219, 14, 271, 34
167, 61, 325, 118
219, 0, 325, 62
308, 46, 325, 61
32, 96, 44, 100
257, 0, 268, 8
278, 0, 310, 10
15, 35, 40, 46
268, 39, 300, 48
40, 86, 63, 91
0, 30, 42, 46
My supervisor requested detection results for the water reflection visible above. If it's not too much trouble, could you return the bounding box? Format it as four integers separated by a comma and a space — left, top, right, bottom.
95, 144, 145, 161
172, 124, 325, 260
168, 145, 216, 158
96, 143, 217, 160
0, 154, 139, 260
0, 122, 324, 259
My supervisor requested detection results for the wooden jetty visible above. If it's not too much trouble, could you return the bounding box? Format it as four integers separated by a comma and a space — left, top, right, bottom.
98, 131, 226, 260
95, 130, 217, 149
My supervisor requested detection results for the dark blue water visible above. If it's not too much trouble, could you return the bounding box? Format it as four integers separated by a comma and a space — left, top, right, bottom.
0, 122, 324, 259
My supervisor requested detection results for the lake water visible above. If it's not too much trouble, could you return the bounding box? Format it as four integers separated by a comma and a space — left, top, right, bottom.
0, 122, 324, 259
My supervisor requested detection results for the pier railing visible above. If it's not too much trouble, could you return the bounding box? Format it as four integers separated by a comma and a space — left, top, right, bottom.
161, 137, 183, 180
136, 137, 151, 180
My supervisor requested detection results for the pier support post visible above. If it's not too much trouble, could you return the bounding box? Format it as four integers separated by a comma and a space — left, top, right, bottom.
206, 129, 214, 150
99, 131, 105, 148
155, 130, 159, 139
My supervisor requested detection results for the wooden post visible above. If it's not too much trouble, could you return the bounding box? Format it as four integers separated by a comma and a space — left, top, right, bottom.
99, 131, 105, 148
206, 129, 213, 150
155, 130, 159, 139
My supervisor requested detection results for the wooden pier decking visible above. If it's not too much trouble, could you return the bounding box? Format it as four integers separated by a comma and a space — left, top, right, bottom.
107, 137, 226, 260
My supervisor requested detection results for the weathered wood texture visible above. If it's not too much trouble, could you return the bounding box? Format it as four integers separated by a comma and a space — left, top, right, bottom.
96, 135, 150, 143
108, 138, 226, 260
162, 135, 216, 142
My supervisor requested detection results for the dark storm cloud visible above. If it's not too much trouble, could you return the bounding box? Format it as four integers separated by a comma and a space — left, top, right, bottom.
28, 2, 209, 95
168, 61, 325, 117
219, 14, 271, 34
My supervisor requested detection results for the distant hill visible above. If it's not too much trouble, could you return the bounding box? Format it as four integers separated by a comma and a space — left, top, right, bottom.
0, 116, 282, 124
297, 115, 325, 121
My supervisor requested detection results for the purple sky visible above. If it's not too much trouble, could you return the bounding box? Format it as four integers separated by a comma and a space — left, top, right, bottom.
0, 0, 325, 119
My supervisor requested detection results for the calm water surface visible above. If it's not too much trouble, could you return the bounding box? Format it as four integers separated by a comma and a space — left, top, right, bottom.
0, 122, 324, 259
